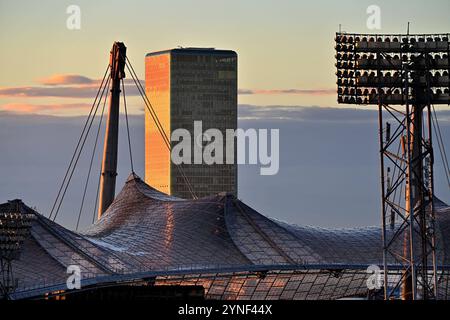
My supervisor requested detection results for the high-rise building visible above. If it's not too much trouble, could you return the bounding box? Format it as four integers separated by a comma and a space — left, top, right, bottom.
145, 48, 237, 199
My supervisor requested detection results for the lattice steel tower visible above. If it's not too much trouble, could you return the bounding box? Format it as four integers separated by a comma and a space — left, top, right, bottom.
335, 32, 449, 299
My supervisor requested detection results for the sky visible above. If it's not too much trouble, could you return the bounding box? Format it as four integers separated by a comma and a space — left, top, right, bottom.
0, 0, 449, 229
1, 0, 450, 112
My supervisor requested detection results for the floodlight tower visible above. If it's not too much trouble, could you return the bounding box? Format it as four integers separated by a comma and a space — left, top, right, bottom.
335, 32, 450, 300
0, 200, 35, 299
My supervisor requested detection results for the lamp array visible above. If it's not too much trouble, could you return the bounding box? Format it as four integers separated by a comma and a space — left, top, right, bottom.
336, 33, 450, 105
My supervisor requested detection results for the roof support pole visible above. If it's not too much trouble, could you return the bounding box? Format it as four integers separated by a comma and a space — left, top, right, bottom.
98, 42, 127, 218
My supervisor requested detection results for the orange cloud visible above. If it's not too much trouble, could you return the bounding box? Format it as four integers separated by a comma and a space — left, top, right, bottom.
0, 103, 92, 114
0, 74, 143, 98
37, 74, 95, 86
4, 73, 331, 100
0, 86, 100, 98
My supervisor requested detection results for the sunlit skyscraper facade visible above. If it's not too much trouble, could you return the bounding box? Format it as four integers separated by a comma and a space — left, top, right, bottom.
145, 48, 237, 199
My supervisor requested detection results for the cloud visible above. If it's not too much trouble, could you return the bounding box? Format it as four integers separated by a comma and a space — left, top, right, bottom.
238, 104, 378, 123
238, 104, 450, 124
37, 74, 95, 86
0, 86, 101, 98
1, 105, 448, 229
0, 103, 92, 114
0, 82, 142, 99
1, 73, 332, 100
0, 74, 144, 99
238, 88, 335, 96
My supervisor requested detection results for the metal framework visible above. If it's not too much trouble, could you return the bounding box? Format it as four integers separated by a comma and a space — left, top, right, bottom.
0, 257, 15, 299
335, 32, 450, 300
0, 200, 35, 299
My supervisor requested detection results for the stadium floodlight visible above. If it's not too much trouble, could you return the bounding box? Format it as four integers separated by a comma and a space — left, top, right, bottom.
335, 32, 449, 300
336, 33, 449, 105
0, 200, 35, 299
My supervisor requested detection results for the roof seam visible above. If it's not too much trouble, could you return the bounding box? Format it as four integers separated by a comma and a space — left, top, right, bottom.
35, 215, 116, 274
231, 199, 296, 265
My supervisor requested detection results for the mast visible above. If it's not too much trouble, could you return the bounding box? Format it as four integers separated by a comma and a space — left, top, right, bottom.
98, 42, 127, 218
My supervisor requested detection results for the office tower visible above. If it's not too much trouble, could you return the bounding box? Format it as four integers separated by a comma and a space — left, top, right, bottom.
145, 48, 237, 199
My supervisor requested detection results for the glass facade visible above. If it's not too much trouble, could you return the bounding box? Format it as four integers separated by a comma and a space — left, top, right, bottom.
145, 53, 171, 194
145, 48, 237, 199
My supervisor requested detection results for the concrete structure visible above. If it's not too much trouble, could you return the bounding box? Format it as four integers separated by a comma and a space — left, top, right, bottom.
145, 48, 237, 199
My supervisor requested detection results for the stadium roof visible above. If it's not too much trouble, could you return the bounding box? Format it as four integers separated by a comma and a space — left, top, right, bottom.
2, 173, 450, 299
